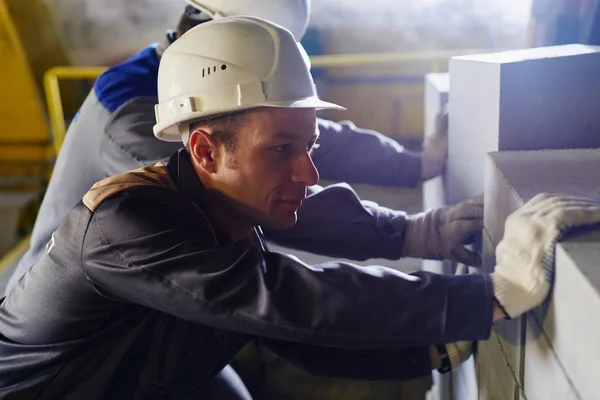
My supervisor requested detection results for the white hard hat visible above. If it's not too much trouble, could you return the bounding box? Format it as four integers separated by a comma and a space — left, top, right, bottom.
185, 0, 310, 40
153, 16, 344, 142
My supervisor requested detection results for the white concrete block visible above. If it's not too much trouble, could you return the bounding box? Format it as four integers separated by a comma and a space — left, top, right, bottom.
525, 229, 600, 400
485, 148, 600, 244
422, 73, 449, 275
476, 329, 521, 400
451, 355, 476, 400
523, 315, 581, 400
424, 73, 450, 148
483, 148, 600, 399
423, 72, 449, 212
447, 44, 600, 204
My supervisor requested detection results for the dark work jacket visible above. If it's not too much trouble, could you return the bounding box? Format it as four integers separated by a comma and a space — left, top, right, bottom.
0, 150, 494, 399
8, 42, 421, 295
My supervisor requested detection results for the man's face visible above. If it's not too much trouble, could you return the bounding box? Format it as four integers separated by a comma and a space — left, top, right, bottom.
211, 107, 320, 229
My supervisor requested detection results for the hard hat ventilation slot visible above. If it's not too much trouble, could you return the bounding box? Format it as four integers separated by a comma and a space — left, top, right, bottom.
201, 65, 228, 78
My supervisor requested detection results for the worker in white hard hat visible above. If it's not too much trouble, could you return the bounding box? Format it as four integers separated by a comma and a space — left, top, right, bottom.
4, 4, 456, 394
5, 1, 450, 398
0, 1, 477, 397
8, 0, 451, 294
2, 16, 599, 399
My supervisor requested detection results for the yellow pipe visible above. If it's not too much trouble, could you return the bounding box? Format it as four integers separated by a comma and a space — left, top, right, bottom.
0, 234, 30, 275
309, 49, 491, 68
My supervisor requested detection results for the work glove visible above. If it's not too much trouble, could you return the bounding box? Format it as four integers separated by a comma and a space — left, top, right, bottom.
492, 193, 600, 319
420, 105, 449, 181
402, 195, 483, 266
435, 341, 474, 373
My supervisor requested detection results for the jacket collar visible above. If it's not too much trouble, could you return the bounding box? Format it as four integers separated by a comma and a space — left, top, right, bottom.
166, 149, 231, 245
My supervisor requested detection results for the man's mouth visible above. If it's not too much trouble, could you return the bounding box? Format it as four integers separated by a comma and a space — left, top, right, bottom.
277, 198, 304, 211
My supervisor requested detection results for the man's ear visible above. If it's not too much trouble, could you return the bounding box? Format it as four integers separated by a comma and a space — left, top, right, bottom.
188, 128, 217, 174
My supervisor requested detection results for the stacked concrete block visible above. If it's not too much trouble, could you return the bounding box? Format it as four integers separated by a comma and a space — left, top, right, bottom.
542, 229, 600, 400
423, 73, 449, 213
447, 44, 600, 204
421, 73, 450, 400
422, 73, 450, 275
445, 45, 600, 400
422, 73, 479, 400
483, 149, 600, 400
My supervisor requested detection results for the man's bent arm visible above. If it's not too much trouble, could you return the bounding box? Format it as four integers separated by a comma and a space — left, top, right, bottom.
313, 119, 421, 187
82, 193, 495, 349
263, 183, 407, 261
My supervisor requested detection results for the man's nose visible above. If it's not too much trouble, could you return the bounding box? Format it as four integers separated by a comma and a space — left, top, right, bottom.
292, 152, 319, 186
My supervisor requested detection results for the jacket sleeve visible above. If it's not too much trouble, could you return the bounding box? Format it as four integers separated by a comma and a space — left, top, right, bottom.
313, 119, 422, 187
99, 97, 182, 176
82, 192, 494, 349
258, 339, 433, 381
263, 183, 407, 261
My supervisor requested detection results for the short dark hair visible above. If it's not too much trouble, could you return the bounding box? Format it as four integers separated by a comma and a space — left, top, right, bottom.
176, 6, 213, 36
189, 111, 249, 152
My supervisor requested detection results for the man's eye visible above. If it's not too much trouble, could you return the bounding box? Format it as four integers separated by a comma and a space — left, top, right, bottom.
273, 144, 293, 156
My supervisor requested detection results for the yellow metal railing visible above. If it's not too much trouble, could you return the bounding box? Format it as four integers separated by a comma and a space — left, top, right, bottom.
43, 49, 493, 155
44, 66, 108, 155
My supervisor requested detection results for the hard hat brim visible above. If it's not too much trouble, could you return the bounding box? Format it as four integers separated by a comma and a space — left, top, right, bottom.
153, 97, 345, 142
267, 97, 345, 112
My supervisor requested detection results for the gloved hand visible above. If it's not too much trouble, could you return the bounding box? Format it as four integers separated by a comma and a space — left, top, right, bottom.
447, 341, 473, 370
492, 193, 600, 319
433, 341, 473, 373
402, 195, 483, 266
420, 105, 448, 181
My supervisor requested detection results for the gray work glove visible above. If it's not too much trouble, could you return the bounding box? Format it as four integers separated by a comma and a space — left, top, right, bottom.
447, 341, 473, 369
492, 193, 600, 319
421, 105, 448, 181
402, 195, 483, 266
435, 341, 474, 373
